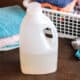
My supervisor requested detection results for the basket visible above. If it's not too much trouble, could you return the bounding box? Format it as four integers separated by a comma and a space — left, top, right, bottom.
42, 8, 80, 39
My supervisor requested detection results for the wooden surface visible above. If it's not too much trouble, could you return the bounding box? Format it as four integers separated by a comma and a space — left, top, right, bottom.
0, 38, 80, 80
0, 0, 17, 7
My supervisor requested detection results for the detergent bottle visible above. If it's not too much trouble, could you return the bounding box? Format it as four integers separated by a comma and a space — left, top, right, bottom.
20, 1, 58, 75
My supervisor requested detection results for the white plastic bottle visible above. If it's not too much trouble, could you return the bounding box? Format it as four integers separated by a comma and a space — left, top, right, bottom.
20, 1, 58, 75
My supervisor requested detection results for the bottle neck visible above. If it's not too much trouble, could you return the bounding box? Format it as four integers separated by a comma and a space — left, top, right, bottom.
27, 9, 42, 16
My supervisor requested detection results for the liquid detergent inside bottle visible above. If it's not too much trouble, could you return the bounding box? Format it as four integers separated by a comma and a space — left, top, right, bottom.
20, 1, 58, 75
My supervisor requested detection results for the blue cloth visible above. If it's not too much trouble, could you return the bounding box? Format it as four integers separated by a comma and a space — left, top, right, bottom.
75, 50, 80, 59
0, 5, 25, 38
36, 0, 73, 8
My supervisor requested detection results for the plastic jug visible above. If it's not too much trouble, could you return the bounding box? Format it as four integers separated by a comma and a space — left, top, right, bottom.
20, 1, 58, 75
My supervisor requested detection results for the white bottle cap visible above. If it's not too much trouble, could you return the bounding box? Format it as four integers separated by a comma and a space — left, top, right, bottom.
27, 2, 42, 13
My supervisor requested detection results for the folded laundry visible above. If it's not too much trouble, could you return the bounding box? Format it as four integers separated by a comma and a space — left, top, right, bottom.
41, 0, 77, 12
36, 0, 73, 8
74, 0, 80, 14
41, 3, 60, 10
60, 0, 77, 12
0, 41, 19, 51
0, 5, 25, 38
0, 34, 19, 48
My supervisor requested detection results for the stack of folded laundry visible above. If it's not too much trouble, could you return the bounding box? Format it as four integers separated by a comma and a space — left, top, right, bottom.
74, 0, 80, 14
36, 0, 78, 12
0, 5, 25, 51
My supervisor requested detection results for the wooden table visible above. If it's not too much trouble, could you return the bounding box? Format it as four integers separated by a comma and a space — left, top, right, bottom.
0, 38, 80, 80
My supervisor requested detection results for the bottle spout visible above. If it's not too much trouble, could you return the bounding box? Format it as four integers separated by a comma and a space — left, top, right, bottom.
26, 2, 42, 14
23, 0, 30, 8
23, 0, 41, 9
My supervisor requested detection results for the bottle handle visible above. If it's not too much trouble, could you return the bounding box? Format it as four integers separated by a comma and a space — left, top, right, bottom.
42, 24, 58, 49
